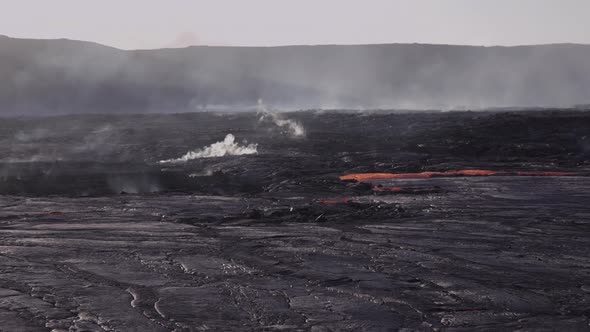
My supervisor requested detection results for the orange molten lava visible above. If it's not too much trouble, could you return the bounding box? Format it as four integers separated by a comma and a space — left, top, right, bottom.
373, 186, 404, 193
340, 170, 577, 182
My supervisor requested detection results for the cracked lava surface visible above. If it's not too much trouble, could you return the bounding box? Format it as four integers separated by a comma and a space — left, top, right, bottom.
0, 110, 589, 331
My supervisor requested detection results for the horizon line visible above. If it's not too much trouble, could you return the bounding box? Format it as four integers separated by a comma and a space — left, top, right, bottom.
2, 34, 590, 51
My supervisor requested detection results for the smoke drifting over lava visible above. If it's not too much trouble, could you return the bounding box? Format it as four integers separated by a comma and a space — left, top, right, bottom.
2, 36, 590, 116
257, 99, 306, 138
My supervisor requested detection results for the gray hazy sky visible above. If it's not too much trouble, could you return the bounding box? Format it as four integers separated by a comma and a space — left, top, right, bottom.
1, 0, 589, 49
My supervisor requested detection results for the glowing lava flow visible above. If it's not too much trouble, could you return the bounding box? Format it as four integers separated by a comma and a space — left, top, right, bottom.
340, 170, 578, 183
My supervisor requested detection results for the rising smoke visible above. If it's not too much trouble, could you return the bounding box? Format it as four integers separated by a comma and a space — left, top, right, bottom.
4, 36, 589, 116
257, 99, 306, 138
159, 134, 258, 163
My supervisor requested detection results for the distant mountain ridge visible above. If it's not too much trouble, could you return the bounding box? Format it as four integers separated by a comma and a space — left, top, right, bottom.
1, 35, 590, 115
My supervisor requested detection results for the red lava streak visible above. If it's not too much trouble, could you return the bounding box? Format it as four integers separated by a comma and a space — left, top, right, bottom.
374, 187, 404, 193
340, 170, 578, 182
318, 198, 353, 205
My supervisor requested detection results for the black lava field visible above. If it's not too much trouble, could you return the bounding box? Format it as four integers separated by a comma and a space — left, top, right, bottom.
0, 109, 590, 331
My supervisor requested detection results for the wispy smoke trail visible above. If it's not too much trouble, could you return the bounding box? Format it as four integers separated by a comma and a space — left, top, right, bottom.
257, 99, 306, 138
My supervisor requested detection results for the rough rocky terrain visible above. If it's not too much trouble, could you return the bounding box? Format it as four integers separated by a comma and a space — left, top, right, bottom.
0, 110, 589, 331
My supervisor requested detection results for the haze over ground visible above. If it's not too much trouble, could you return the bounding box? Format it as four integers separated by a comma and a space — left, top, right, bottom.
1, 1, 590, 114
1, 37, 590, 114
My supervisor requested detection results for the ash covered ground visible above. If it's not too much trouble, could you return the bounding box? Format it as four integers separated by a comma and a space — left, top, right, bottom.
0, 110, 590, 331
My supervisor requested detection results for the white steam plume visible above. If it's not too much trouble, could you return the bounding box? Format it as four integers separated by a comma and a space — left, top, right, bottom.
257, 99, 305, 138
159, 134, 257, 163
